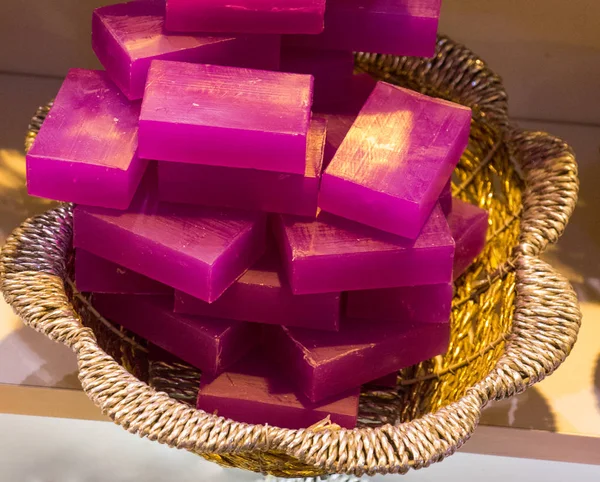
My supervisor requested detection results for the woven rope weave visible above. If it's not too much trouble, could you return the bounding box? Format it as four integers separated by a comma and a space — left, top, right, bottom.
0, 36, 581, 477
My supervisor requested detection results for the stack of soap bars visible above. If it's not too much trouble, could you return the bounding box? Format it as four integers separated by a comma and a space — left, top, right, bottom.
25, 0, 489, 430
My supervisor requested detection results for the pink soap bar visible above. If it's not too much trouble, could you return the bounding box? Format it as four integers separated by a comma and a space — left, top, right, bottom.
93, 1, 280, 100
440, 180, 452, 216
166, 0, 326, 35
93, 294, 257, 374
273, 204, 454, 295
197, 353, 358, 429
448, 199, 489, 280
319, 82, 472, 239
73, 185, 267, 303
75, 249, 171, 295
139, 61, 313, 174
175, 250, 340, 331
284, 0, 441, 57
346, 283, 453, 325
157, 117, 326, 217
26, 69, 145, 209
267, 317, 449, 402
281, 47, 354, 111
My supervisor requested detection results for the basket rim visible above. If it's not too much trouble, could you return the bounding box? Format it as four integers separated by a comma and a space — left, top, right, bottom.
1, 36, 582, 476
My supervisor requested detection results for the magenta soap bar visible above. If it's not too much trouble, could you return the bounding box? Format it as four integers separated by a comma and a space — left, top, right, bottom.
440, 180, 452, 216
75, 249, 171, 295
267, 317, 449, 402
166, 0, 326, 35
157, 117, 326, 216
281, 47, 354, 111
367, 373, 398, 388
93, 1, 280, 100
175, 250, 340, 331
197, 354, 358, 428
26, 69, 145, 209
346, 283, 452, 325
448, 199, 489, 280
273, 204, 454, 295
73, 188, 267, 303
319, 82, 472, 239
284, 0, 441, 57
139, 61, 313, 174
93, 294, 257, 374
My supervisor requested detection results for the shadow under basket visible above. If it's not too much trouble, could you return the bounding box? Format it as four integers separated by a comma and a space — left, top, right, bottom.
2, 36, 582, 477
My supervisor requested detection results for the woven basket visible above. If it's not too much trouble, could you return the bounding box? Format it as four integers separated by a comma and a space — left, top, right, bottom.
1, 36, 581, 477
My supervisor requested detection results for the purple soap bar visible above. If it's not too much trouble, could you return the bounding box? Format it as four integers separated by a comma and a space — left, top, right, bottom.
93, 1, 280, 100
157, 117, 326, 217
175, 250, 340, 331
440, 180, 453, 216
139, 61, 313, 174
448, 199, 489, 280
75, 249, 171, 295
73, 186, 267, 303
93, 294, 257, 374
267, 317, 449, 402
319, 82, 472, 239
273, 204, 454, 295
197, 353, 358, 429
346, 283, 453, 325
281, 47, 354, 111
26, 69, 145, 209
367, 373, 398, 388
284, 0, 441, 57
166, 0, 326, 35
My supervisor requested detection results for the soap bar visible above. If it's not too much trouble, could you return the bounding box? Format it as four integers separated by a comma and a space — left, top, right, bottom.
197, 353, 358, 428
440, 180, 452, 216
166, 0, 326, 35
93, 1, 281, 100
281, 47, 354, 111
320, 82, 472, 239
139, 61, 313, 174
73, 185, 267, 303
448, 199, 489, 279
284, 0, 441, 57
367, 373, 398, 388
267, 317, 449, 402
75, 249, 171, 295
26, 69, 145, 209
93, 294, 258, 374
175, 250, 340, 331
157, 117, 326, 217
346, 283, 453, 325
273, 204, 454, 294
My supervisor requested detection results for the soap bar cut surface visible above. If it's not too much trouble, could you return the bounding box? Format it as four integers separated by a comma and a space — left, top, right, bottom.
157, 117, 327, 217
139, 61, 313, 174
346, 283, 453, 325
285, 0, 441, 57
448, 199, 489, 279
175, 250, 340, 331
75, 249, 172, 295
440, 179, 453, 216
197, 354, 358, 429
26, 69, 145, 209
73, 186, 267, 303
93, 1, 280, 100
93, 294, 258, 374
320, 82, 472, 239
166, 0, 326, 35
267, 317, 450, 402
274, 204, 454, 294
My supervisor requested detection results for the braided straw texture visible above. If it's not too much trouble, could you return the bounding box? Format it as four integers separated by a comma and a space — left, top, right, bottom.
1, 36, 581, 477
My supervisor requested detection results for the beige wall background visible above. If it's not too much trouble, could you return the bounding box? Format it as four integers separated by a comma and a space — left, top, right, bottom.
0, 0, 598, 124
